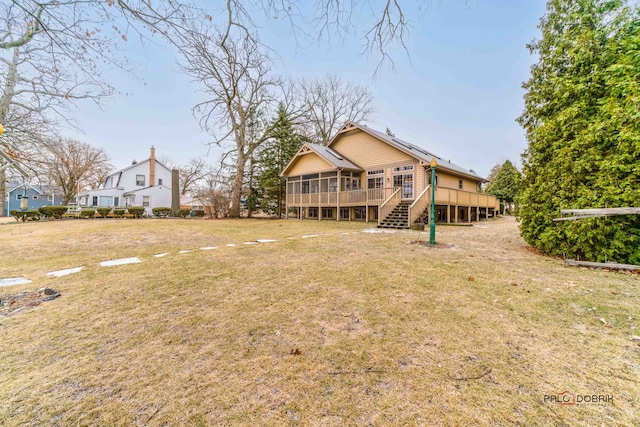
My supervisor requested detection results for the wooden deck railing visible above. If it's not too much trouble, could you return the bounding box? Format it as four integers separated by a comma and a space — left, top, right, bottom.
377, 187, 402, 226
407, 185, 431, 226
287, 187, 396, 207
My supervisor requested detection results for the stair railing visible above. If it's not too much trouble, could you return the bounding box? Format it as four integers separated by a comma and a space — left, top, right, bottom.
408, 185, 431, 226
378, 187, 402, 226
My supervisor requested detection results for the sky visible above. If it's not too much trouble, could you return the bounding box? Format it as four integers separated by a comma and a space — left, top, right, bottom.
63, 0, 548, 178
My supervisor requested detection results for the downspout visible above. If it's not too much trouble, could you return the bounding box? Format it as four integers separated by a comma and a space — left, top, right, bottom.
337, 168, 342, 222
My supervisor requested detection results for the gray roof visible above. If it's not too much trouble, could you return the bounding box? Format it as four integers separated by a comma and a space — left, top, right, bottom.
344, 123, 485, 181
306, 143, 362, 171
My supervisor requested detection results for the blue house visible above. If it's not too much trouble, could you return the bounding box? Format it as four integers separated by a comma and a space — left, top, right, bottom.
4, 182, 64, 215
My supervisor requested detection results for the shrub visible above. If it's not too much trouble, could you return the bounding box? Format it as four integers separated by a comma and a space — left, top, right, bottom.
96, 207, 111, 218
152, 207, 171, 218
10, 210, 42, 221
178, 208, 191, 218
127, 206, 145, 218
81, 209, 96, 218
113, 209, 126, 218
38, 206, 68, 219
193, 210, 205, 217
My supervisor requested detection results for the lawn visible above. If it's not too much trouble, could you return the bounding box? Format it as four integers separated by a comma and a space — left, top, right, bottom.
0, 217, 638, 426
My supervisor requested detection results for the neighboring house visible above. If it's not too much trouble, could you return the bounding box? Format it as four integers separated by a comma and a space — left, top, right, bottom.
4, 183, 64, 215
280, 121, 500, 228
180, 195, 205, 211
82, 146, 173, 216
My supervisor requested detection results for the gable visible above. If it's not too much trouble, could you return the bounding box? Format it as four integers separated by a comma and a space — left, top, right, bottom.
286, 152, 335, 175
330, 129, 414, 169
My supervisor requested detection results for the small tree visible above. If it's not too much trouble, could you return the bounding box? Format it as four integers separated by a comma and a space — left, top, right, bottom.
254, 105, 305, 217
485, 160, 521, 215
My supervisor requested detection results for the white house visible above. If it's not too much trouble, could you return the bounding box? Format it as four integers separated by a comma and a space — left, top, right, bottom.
82, 147, 173, 215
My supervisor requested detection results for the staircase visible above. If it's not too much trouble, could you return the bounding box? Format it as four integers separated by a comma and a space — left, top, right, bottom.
378, 202, 410, 229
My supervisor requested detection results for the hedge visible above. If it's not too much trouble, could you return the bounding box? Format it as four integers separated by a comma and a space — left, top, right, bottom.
10, 210, 41, 222
96, 207, 112, 218
152, 207, 171, 218
81, 209, 96, 218
114, 209, 126, 218
127, 206, 145, 218
38, 206, 68, 219
193, 210, 205, 217
178, 208, 191, 218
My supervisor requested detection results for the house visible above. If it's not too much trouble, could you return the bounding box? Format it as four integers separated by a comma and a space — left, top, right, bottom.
4, 183, 64, 215
82, 147, 173, 216
280, 121, 500, 228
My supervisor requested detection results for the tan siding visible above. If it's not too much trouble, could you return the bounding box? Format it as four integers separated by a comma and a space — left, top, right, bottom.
287, 153, 333, 175
437, 171, 459, 189
332, 130, 413, 168
415, 166, 426, 195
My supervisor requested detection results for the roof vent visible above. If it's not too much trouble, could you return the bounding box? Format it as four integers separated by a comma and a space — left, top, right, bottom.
132, 160, 137, 165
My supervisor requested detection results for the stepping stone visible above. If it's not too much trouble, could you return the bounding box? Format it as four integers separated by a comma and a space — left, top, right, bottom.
226, 244, 236, 247
256, 239, 277, 243
179, 250, 192, 254
154, 253, 169, 258
200, 247, 218, 250
46, 267, 83, 278
302, 235, 319, 239
0, 277, 32, 287
100, 257, 141, 267
243, 242, 258, 245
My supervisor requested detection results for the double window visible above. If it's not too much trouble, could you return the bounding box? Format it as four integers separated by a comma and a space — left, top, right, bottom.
136, 175, 145, 186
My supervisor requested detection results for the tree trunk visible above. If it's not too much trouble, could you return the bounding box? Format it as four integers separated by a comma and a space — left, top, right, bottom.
0, 169, 5, 217
229, 153, 246, 218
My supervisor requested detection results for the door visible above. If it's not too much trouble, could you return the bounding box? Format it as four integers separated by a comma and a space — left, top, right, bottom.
393, 174, 413, 199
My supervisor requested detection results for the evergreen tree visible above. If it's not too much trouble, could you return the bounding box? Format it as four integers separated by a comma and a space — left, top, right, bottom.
254, 105, 305, 217
485, 160, 521, 214
518, 0, 640, 263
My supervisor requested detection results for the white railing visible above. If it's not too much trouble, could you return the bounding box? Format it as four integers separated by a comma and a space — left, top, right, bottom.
377, 187, 402, 226
408, 185, 431, 226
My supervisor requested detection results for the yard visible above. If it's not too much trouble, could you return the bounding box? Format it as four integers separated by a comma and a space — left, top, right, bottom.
0, 217, 638, 426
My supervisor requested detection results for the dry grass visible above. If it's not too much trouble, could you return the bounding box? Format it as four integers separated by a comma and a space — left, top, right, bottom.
0, 217, 638, 426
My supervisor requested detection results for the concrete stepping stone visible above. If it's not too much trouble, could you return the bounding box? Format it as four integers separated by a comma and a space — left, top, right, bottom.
179, 250, 192, 254
46, 267, 84, 278
226, 244, 236, 247
154, 253, 169, 258
243, 241, 258, 245
100, 257, 141, 267
302, 235, 319, 239
256, 239, 277, 243
200, 247, 218, 250
0, 277, 32, 287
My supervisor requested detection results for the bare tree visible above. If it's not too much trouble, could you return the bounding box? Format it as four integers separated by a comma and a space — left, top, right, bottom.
299, 74, 375, 145
44, 138, 112, 205
179, 157, 211, 195
180, 27, 281, 218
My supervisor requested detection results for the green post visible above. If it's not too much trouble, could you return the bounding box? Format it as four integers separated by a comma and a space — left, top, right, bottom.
429, 158, 437, 245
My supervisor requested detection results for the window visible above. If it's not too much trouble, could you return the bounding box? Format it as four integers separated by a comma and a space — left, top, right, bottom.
367, 169, 384, 175
32, 195, 38, 199
354, 207, 366, 220
340, 208, 350, 219
393, 165, 414, 172
428, 173, 439, 186
321, 208, 334, 219
302, 181, 310, 194
158, 178, 163, 186
367, 177, 384, 189
459, 179, 463, 190
307, 207, 318, 218
136, 175, 145, 186
142, 196, 150, 207
114, 197, 119, 207
92, 196, 98, 206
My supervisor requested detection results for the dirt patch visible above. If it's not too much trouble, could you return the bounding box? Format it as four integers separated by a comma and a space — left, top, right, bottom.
409, 240, 456, 249
0, 288, 61, 316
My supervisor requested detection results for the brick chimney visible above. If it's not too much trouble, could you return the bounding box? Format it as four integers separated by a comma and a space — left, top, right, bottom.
149, 146, 156, 186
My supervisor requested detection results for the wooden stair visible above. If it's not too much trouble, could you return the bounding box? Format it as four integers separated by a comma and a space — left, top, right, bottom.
378, 202, 410, 229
